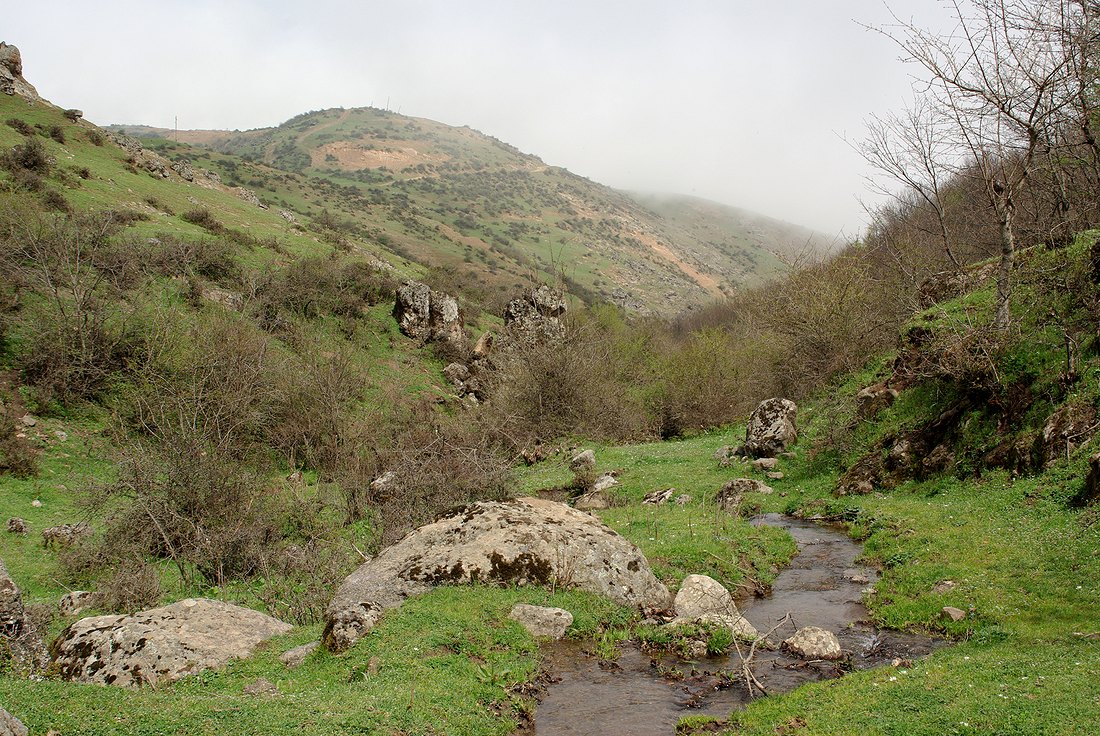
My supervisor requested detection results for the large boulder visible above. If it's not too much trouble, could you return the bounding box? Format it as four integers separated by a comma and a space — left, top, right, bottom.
0, 557, 47, 672
744, 398, 798, 458
323, 497, 670, 652
50, 598, 291, 687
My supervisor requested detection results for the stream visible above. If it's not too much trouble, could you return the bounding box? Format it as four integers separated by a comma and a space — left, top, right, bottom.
531, 514, 945, 735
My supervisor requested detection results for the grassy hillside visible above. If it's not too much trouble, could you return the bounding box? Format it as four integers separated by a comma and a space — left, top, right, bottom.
110, 108, 825, 314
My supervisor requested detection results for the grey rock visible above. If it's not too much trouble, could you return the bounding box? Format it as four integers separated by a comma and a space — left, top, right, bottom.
509, 603, 573, 639
0, 557, 47, 671
443, 362, 470, 385
752, 457, 778, 472
574, 491, 610, 511
856, 384, 898, 418
642, 488, 675, 506
766, 471, 785, 480
0, 708, 27, 736
590, 473, 619, 494
473, 331, 494, 358
51, 598, 292, 687
280, 640, 320, 668
59, 590, 97, 617
369, 470, 398, 497
716, 478, 773, 511
569, 449, 596, 473
324, 498, 670, 652
0, 43, 40, 100
673, 494, 692, 506
503, 286, 567, 341
19, 414, 35, 428
393, 280, 465, 347
672, 574, 758, 640
171, 160, 194, 181
243, 677, 279, 696
783, 626, 842, 660
744, 398, 798, 458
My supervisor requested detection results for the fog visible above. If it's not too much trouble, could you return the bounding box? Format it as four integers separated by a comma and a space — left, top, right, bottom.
6, 1, 959, 237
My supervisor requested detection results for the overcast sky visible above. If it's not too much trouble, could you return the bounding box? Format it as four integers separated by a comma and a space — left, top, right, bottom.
7, 1, 957, 237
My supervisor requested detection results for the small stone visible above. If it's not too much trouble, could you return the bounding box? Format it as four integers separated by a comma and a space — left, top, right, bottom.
19, 415, 35, 428
673, 494, 692, 506
766, 472, 785, 480
52, 430, 67, 442
243, 677, 279, 697
30, 500, 41, 508
942, 606, 967, 622
848, 574, 870, 585
509, 603, 574, 639
642, 488, 674, 505
932, 580, 958, 595
574, 491, 609, 511
367, 655, 381, 675
280, 640, 320, 668
590, 473, 618, 493
684, 639, 709, 659
570, 449, 596, 473
6, 518, 27, 535
752, 457, 778, 472
59, 591, 97, 617
782, 626, 843, 660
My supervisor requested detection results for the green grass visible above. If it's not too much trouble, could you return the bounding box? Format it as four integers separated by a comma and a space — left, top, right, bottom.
0, 585, 631, 736
515, 433, 798, 591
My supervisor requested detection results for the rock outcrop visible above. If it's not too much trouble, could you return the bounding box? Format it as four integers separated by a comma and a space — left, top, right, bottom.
323, 497, 670, 652
0, 557, 47, 672
503, 286, 567, 342
743, 398, 798, 458
50, 598, 292, 687
0, 43, 40, 100
393, 281, 465, 348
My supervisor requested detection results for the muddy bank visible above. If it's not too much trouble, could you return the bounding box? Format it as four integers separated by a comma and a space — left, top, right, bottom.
531, 514, 946, 735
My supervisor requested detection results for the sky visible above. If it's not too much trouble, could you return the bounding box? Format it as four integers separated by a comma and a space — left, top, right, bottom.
6, 1, 959, 238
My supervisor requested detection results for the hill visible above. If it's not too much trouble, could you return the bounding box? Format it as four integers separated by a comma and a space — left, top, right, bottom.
108, 108, 825, 313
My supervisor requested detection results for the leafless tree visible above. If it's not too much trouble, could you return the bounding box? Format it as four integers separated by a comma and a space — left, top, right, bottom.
858, 99, 963, 268
877, 0, 1079, 328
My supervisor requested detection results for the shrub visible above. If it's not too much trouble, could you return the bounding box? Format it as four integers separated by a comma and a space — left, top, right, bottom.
0, 388, 38, 478
4, 118, 33, 136
180, 207, 226, 235
41, 189, 69, 212
85, 129, 104, 146
2, 137, 51, 175
46, 125, 65, 144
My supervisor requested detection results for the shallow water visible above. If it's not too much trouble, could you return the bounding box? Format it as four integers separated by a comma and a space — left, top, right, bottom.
531, 514, 944, 735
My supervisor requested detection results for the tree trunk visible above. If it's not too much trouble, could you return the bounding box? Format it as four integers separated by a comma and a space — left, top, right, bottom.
994, 196, 1016, 330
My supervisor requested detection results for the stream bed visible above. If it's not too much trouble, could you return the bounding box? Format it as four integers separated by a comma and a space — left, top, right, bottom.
531, 514, 945, 735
